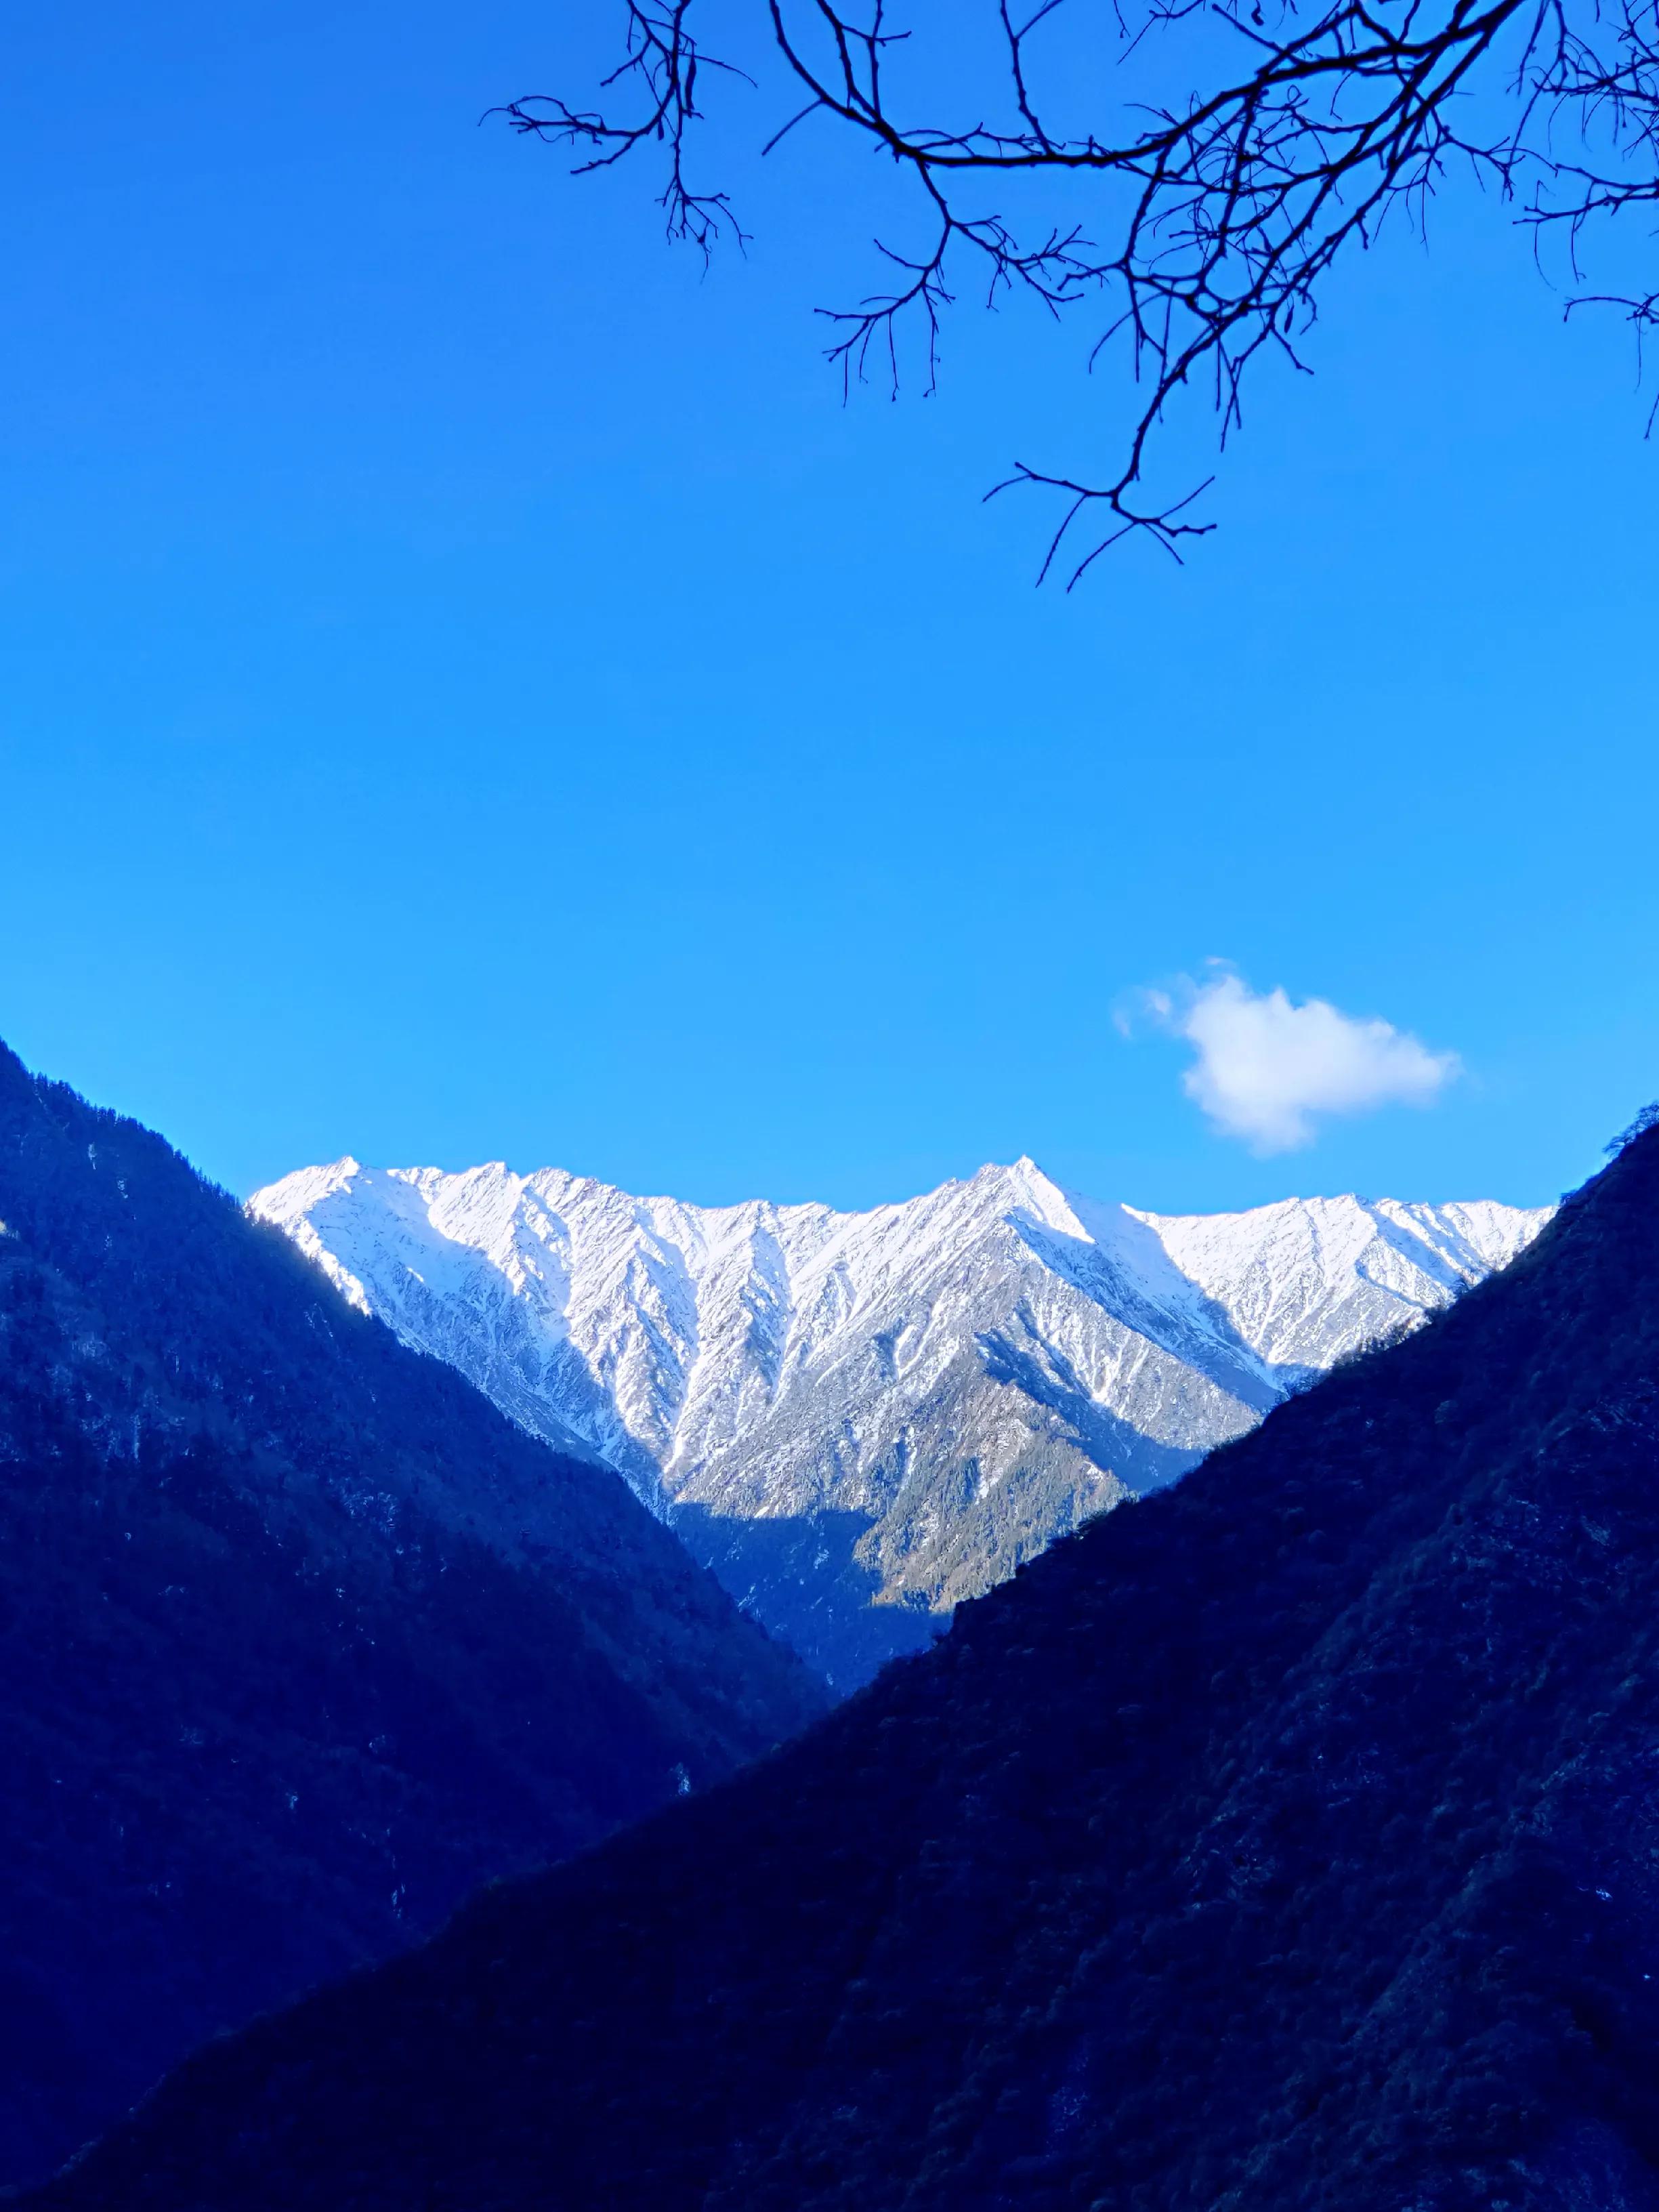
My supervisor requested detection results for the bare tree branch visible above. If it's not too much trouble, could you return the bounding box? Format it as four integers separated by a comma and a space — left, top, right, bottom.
489, 3, 754, 254
500, 0, 1659, 577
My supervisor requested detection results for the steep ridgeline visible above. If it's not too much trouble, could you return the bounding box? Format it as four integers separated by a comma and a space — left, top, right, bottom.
251, 1156, 1548, 1686
0, 1045, 821, 2190
41, 1122, 1659, 2212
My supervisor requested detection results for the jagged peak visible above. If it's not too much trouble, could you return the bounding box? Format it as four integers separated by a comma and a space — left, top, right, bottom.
245, 1146, 1554, 1689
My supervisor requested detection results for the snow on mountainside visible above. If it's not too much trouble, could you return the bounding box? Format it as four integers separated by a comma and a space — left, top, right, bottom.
250, 1159, 1551, 1688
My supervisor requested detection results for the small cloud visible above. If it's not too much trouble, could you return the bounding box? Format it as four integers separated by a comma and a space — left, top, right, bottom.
1133, 968, 1460, 1153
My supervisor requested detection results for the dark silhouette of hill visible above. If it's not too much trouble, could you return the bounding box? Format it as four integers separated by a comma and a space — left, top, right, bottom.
30, 1116, 1659, 2211
0, 1042, 823, 2189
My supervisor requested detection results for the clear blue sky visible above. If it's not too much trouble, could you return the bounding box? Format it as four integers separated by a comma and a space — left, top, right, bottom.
1, 1, 1653, 1213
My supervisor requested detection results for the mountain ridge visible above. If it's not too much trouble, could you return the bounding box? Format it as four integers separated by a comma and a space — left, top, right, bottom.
252, 1153, 1549, 1684
0, 1043, 822, 2186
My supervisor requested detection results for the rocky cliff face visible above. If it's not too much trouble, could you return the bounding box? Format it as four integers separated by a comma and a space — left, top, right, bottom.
253, 1155, 1547, 1684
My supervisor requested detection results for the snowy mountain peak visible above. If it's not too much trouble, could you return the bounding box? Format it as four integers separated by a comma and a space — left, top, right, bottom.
251, 1158, 1551, 1686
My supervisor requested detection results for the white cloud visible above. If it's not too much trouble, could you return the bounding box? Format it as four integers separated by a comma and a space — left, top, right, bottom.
1141, 969, 1460, 1153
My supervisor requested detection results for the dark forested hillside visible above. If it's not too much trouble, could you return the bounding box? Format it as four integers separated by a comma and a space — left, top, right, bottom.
32, 1117, 1659, 2212
0, 1042, 822, 2189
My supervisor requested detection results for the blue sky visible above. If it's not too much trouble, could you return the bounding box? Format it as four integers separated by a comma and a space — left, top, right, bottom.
1, 1, 1654, 1213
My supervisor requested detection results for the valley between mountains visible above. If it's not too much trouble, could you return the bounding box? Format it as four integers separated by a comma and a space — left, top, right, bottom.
39, 1102, 1659, 2212
253, 1156, 1549, 1685
0, 1028, 1576, 2206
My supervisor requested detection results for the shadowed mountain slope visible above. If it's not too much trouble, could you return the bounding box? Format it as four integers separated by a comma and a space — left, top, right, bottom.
30, 1125, 1656, 2211
0, 1044, 822, 2188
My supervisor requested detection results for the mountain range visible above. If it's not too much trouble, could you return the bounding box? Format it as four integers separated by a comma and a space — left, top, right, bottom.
0, 1043, 820, 2187
37, 1108, 1659, 2212
252, 1155, 1549, 1684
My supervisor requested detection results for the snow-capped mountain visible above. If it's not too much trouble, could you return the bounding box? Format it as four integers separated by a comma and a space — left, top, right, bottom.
250, 1159, 1551, 1687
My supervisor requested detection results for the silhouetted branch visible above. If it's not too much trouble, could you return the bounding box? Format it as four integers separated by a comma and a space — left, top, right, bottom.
502, 0, 1659, 575
490, 3, 754, 253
